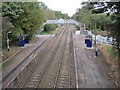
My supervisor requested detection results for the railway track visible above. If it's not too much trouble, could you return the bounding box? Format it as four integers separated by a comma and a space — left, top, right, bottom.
37, 26, 69, 88
9, 26, 66, 88
4, 25, 114, 89
22, 25, 67, 88
54, 26, 76, 88
7, 25, 76, 88
2, 32, 55, 88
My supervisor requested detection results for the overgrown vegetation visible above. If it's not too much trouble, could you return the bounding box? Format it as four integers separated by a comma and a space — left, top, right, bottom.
98, 44, 118, 85
104, 45, 119, 58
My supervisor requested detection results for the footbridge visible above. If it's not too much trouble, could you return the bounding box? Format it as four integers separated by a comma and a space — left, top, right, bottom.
39, 19, 83, 33
43, 19, 81, 26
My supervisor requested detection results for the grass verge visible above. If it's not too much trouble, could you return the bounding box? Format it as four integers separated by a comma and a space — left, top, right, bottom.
40, 32, 50, 35
103, 44, 119, 58
98, 44, 119, 86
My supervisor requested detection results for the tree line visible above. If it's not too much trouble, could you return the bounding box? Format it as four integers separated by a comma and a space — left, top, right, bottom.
72, 1, 120, 52
2, 2, 70, 48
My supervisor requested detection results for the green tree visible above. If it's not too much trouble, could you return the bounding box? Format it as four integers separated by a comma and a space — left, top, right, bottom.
91, 1, 120, 52
2, 2, 45, 47
2, 2, 24, 47
43, 9, 57, 20
44, 24, 57, 32
54, 11, 70, 19
14, 2, 44, 37
2, 2, 24, 19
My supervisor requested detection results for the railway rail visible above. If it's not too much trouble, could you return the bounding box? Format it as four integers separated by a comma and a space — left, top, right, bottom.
3, 25, 115, 89
6, 25, 76, 88
2, 31, 54, 88
22, 25, 67, 88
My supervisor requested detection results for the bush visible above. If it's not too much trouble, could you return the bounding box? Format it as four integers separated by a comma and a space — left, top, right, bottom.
44, 24, 58, 32
76, 26, 80, 30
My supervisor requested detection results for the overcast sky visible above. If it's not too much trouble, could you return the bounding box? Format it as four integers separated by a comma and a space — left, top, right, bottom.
38, 0, 88, 17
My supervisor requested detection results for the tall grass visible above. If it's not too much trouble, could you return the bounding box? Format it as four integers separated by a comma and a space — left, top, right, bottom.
104, 45, 119, 58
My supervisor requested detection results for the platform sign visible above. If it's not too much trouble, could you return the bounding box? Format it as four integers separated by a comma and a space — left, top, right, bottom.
76, 31, 80, 34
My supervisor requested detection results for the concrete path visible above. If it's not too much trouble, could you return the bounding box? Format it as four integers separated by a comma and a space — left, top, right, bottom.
73, 34, 113, 88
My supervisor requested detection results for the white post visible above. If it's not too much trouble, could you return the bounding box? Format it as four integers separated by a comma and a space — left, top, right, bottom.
7, 31, 11, 52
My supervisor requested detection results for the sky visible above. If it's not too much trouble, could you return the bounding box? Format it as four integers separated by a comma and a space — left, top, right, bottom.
38, 0, 88, 17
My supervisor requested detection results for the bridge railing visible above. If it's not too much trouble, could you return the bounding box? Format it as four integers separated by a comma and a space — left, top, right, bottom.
43, 19, 80, 26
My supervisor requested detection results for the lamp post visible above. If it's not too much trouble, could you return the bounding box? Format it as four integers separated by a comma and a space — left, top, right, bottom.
7, 31, 11, 52
94, 19, 98, 57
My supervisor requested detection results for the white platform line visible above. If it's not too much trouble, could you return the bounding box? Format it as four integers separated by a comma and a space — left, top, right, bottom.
73, 35, 79, 88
